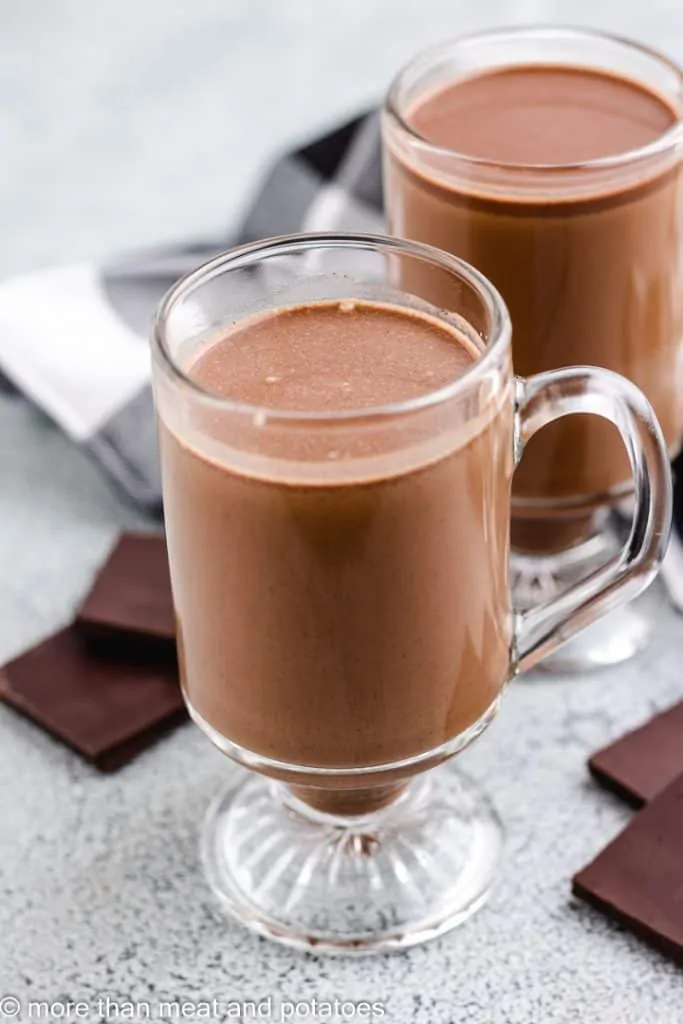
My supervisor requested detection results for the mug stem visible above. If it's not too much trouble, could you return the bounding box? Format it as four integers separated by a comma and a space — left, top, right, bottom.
286, 781, 410, 818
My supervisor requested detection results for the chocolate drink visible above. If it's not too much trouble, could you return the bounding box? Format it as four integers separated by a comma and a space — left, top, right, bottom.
385, 63, 683, 552
159, 300, 513, 808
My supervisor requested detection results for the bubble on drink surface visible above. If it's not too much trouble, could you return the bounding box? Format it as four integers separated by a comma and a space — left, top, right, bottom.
254, 410, 267, 428
265, 375, 280, 384
339, 300, 356, 312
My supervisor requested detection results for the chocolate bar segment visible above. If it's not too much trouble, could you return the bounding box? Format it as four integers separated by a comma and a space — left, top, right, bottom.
589, 700, 683, 807
573, 771, 683, 964
0, 625, 185, 770
77, 532, 176, 653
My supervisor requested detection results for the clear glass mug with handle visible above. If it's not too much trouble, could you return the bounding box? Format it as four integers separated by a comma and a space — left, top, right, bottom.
382, 27, 683, 672
151, 232, 671, 954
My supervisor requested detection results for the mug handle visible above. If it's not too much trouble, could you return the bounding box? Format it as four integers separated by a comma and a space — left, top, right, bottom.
514, 366, 672, 672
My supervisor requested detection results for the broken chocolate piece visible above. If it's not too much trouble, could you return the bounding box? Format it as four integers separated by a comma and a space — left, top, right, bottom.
0, 625, 185, 770
589, 700, 683, 807
77, 532, 175, 653
573, 771, 683, 964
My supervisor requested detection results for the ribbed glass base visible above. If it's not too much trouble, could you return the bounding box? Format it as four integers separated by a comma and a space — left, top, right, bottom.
201, 762, 503, 954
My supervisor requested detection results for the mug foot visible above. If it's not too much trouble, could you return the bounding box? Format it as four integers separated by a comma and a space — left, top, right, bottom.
200, 762, 503, 954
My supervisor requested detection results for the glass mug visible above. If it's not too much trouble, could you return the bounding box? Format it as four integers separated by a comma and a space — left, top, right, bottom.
383, 26, 683, 671
151, 233, 670, 954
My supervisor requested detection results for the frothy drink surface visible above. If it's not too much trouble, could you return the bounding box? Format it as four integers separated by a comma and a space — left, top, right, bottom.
160, 300, 513, 778
386, 63, 683, 552
410, 65, 673, 163
189, 300, 474, 410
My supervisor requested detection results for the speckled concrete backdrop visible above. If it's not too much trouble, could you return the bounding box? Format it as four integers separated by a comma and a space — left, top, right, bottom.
2, 2, 683, 1022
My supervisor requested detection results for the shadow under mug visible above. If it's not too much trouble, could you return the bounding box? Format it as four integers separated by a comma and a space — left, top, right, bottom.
151, 232, 671, 954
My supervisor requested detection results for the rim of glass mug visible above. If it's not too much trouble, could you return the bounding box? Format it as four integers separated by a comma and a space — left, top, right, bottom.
384, 25, 683, 198
151, 231, 511, 422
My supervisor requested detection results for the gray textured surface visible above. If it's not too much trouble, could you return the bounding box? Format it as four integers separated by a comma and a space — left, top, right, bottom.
2, 2, 683, 1021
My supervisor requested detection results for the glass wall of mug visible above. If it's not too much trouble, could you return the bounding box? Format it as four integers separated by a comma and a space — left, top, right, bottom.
383, 27, 683, 670
151, 233, 670, 953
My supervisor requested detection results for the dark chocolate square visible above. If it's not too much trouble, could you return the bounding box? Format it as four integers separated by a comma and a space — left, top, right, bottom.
77, 532, 175, 653
0, 625, 185, 770
589, 700, 683, 807
573, 771, 683, 964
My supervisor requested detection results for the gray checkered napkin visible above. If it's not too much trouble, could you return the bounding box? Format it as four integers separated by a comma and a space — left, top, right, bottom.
0, 112, 382, 511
